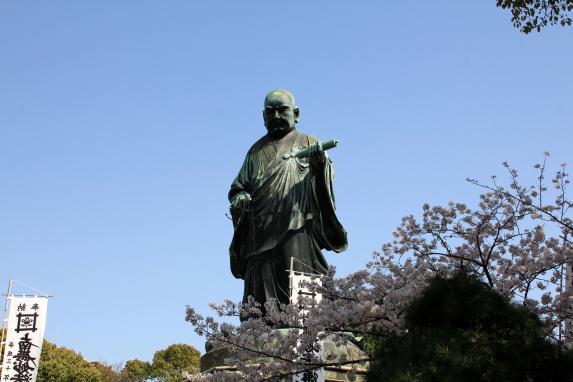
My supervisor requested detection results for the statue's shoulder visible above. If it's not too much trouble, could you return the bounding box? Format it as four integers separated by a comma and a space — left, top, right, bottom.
246, 135, 270, 155
295, 131, 319, 145
245, 129, 318, 155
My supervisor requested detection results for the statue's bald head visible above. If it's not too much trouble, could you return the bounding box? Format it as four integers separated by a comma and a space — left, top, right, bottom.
264, 89, 296, 109
262, 89, 300, 138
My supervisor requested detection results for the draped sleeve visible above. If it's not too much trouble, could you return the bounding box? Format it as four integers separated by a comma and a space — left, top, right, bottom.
310, 155, 348, 253
228, 149, 256, 278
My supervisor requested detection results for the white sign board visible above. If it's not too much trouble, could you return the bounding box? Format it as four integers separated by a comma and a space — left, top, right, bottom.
289, 272, 322, 306
1, 297, 48, 382
292, 342, 325, 382
289, 271, 325, 382
565, 263, 573, 347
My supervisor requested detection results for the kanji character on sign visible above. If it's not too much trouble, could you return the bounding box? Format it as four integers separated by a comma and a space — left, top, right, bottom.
14, 313, 38, 333
10, 333, 38, 382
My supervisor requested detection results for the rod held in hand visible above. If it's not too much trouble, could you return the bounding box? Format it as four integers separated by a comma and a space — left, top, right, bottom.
283, 139, 339, 160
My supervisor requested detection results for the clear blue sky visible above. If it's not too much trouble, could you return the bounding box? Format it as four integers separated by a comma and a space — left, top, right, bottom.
1, 1, 571, 365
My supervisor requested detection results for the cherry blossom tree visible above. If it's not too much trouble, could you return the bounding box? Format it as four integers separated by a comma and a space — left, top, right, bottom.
185, 153, 572, 381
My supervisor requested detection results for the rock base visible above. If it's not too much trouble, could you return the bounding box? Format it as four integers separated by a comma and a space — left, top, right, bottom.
200, 332, 368, 382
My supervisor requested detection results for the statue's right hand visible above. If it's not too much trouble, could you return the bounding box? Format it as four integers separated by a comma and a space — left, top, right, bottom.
231, 191, 252, 211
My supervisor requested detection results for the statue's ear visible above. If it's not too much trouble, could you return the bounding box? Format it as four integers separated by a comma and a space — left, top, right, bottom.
294, 107, 300, 123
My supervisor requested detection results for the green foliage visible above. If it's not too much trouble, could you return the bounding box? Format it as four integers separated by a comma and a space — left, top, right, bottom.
30, 339, 199, 382
150, 343, 201, 381
367, 272, 573, 382
122, 359, 152, 382
7, 337, 200, 382
0, 328, 6, 360
37, 340, 102, 382
496, 0, 573, 33
92, 362, 123, 382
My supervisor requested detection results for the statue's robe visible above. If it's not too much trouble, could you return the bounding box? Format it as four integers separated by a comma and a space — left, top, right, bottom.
229, 128, 347, 306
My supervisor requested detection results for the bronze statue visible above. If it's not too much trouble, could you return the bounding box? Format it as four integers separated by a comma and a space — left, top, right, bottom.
228, 90, 347, 310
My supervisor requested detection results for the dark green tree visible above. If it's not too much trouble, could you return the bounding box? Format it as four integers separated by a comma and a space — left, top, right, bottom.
0, 328, 5, 361
496, 0, 573, 33
91, 362, 122, 382
150, 343, 201, 382
367, 272, 573, 382
37, 340, 102, 382
121, 359, 152, 382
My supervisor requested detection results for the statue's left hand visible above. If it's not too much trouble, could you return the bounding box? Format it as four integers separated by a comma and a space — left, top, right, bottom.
308, 141, 326, 166
231, 191, 251, 212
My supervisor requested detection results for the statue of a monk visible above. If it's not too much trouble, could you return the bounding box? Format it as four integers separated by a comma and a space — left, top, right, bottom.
228, 89, 347, 310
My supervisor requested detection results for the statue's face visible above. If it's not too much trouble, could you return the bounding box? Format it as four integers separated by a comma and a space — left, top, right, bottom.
263, 92, 299, 138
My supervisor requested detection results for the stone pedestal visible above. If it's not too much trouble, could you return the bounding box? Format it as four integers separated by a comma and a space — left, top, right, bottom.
200, 332, 369, 382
